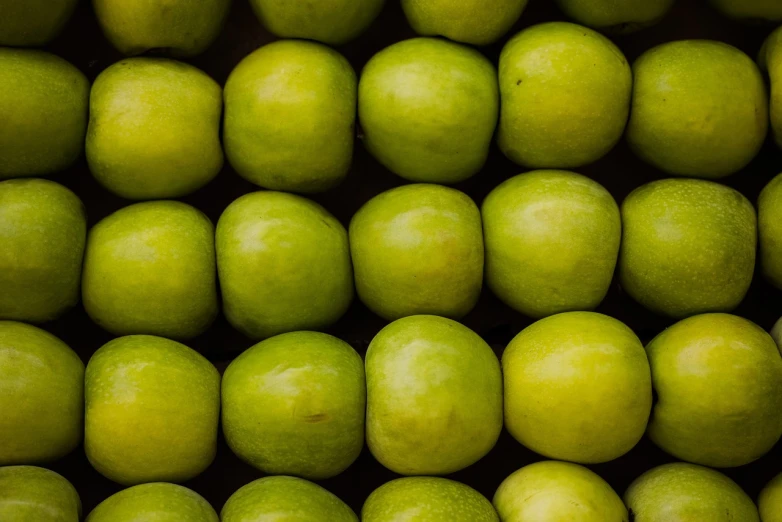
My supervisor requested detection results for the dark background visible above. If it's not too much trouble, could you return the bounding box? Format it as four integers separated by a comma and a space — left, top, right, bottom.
31, 0, 782, 516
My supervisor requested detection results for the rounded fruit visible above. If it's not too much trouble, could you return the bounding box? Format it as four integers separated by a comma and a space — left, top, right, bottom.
0, 466, 81, 522
224, 40, 356, 193
366, 315, 502, 475
216, 191, 353, 340
760, 473, 782, 522
619, 178, 756, 318
554, 0, 676, 33
350, 184, 483, 321
85, 335, 221, 485
0, 321, 84, 465
359, 38, 498, 183
0, 48, 89, 179
0, 0, 80, 46
625, 463, 759, 521
362, 477, 498, 522
221, 476, 357, 522
82, 201, 218, 340
222, 331, 365, 480
710, 0, 782, 21
627, 40, 767, 178
482, 170, 620, 318
0, 178, 86, 322
760, 27, 782, 150
498, 22, 632, 169
86, 483, 218, 522
759, 173, 782, 289
646, 313, 782, 467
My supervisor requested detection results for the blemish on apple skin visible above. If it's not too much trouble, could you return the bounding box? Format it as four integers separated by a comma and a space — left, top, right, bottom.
304, 413, 329, 423
516, 79, 523, 86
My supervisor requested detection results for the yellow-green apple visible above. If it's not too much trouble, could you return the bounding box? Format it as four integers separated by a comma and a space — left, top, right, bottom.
555, 0, 676, 33
0, 466, 81, 522
0, 0, 80, 46
86, 483, 218, 522
760, 473, 782, 522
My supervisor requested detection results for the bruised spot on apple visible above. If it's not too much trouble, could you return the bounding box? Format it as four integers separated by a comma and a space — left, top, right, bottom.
0, 466, 81, 522
86, 483, 218, 522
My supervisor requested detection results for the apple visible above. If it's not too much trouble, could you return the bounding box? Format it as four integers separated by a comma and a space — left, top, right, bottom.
482, 170, 620, 318
350, 184, 483, 320
0, 179, 86, 323
759, 173, 782, 289
503, 312, 651, 463
554, 0, 676, 33
366, 315, 502, 475
221, 476, 357, 522
82, 201, 218, 340
0, 466, 81, 522
216, 191, 353, 340
760, 473, 782, 522
498, 22, 632, 169
87, 58, 223, 199
362, 477, 498, 522
0, 321, 84, 465
625, 463, 759, 521
0, 0, 79, 46
627, 40, 767, 178
760, 27, 782, 149
359, 38, 498, 183
620, 178, 756, 318
646, 313, 782, 467
224, 40, 356, 193
710, 0, 782, 21
222, 331, 365, 480
494, 461, 628, 521
86, 483, 218, 522
0, 48, 88, 179
92, 0, 230, 57
85, 335, 220, 485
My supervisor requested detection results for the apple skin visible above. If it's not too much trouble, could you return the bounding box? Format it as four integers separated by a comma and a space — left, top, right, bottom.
625, 463, 759, 522
86, 483, 218, 522
0, 321, 84, 465
646, 313, 782, 468
87, 58, 223, 200
92, 0, 230, 57
619, 178, 756, 318
710, 0, 782, 21
627, 40, 767, 178
503, 312, 651, 463
366, 315, 502, 475
498, 22, 632, 169
85, 335, 220, 485
494, 461, 628, 521
759, 173, 782, 289
760, 473, 782, 522
222, 331, 365, 480
0, 179, 86, 323
482, 170, 620, 318
363, 477, 498, 522
224, 40, 356, 193
221, 476, 357, 522
554, 0, 676, 33
0, 466, 81, 522
350, 184, 483, 321
359, 38, 498, 183
0, 0, 79, 46
82, 201, 218, 340
216, 191, 353, 340
0, 48, 89, 179
760, 27, 782, 150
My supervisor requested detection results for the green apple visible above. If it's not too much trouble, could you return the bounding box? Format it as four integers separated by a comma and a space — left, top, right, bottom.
759, 173, 782, 288
710, 0, 782, 21
760, 27, 782, 149
498, 22, 631, 169
646, 313, 782, 467
85, 335, 220, 485
86, 483, 218, 522
760, 473, 782, 522
772, 316, 782, 348
350, 184, 483, 321
0, 179, 86, 322
402, 0, 527, 45
222, 331, 365, 480
87, 58, 223, 199
482, 170, 620, 318
0, 321, 84, 465
221, 476, 357, 522
620, 179, 756, 318
224, 40, 356, 193
362, 477, 498, 522
366, 315, 502, 475
494, 461, 628, 521
625, 463, 759, 521
82, 201, 218, 340
359, 38, 498, 183
0, 466, 81, 522
0, 0, 80, 46
503, 312, 651, 463
92, 0, 230, 57
216, 191, 353, 340
0, 48, 88, 179
627, 40, 767, 178
554, 0, 676, 33
248, 0, 384, 45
